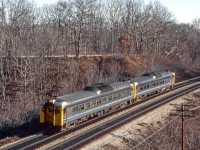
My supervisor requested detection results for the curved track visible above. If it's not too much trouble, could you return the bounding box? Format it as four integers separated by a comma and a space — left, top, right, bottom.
49, 82, 200, 150
1, 77, 200, 150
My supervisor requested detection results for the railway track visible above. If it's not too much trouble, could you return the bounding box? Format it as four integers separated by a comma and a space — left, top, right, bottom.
1, 77, 200, 150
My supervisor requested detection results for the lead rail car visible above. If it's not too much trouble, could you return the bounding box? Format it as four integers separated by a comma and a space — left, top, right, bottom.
40, 71, 175, 130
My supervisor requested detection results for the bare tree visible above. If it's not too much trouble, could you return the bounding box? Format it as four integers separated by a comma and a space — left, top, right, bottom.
105, 0, 124, 53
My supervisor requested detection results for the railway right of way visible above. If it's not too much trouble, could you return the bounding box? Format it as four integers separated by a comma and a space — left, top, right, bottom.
1, 77, 200, 150
48, 79, 200, 150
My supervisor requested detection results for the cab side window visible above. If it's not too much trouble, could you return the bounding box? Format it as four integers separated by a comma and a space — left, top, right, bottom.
41, 107, 44, 112
49, 107, 54, 112
55, 107, 60, 113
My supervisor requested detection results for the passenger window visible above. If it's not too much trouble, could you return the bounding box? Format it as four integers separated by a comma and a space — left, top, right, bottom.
117, 93, 121, 98
126, 90, 129, 95
73, 106, 78, 112
85, 102, 90, 109
102, 97, 106, 103
78, 105, 84, 111
97, 99, 101, 105
91, 100, 96, 107
113, 94, 117, 100
108, 96, 112, 101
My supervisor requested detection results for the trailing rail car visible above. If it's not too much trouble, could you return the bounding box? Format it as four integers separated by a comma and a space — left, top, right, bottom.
40, 71, 175, 130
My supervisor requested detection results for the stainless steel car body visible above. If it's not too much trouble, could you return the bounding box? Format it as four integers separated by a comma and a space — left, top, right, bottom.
41, 70, 175, 128
55, 81, 132, 123
130, 71, 174, 98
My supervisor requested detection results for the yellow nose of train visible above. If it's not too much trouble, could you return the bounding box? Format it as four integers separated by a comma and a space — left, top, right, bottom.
40, 99, 66, 130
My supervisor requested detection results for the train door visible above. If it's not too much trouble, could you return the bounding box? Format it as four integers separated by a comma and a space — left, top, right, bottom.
44, 104, 55, 126
132, 82, 138, 100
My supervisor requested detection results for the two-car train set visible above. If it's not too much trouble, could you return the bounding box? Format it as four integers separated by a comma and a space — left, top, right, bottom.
40, 70, 175, 130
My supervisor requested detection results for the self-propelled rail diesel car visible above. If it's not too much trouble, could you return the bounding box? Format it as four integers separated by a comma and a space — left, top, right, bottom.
40, 71, 175, 130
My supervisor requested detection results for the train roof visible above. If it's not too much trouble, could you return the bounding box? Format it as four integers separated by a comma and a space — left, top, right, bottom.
111, 81, 131, 90
130, 71, 174, 85
52, 71, 174, 107
56, 90, 96, 105
55, 81, 131, 107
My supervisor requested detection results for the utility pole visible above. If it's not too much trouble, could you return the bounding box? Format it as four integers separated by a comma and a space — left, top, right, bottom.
170, 103, 195, 150
181, 103, 184, 150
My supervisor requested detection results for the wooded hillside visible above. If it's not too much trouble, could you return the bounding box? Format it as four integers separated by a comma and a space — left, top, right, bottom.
0, 0, 200, 139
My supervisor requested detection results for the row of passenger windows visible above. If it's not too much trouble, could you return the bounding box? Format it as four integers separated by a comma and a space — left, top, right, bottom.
140, 78, 171, 90
73, 90, 131, 113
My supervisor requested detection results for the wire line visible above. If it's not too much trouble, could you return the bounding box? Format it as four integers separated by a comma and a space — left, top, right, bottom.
131, 113, 181, 149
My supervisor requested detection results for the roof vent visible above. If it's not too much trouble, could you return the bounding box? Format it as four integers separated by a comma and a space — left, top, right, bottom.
84, 83, 113, 94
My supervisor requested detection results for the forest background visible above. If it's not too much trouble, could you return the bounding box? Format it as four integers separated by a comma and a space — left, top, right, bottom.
0, 0, 199, 137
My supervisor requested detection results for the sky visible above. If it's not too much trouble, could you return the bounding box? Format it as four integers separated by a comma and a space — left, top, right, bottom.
35, 0, 57, 6
144, 0, 200, 23
35, 0, 200, 24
